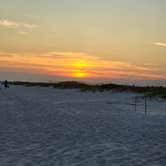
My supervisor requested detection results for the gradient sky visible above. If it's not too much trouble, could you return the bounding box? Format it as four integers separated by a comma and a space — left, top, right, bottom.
0, 0, 166, 85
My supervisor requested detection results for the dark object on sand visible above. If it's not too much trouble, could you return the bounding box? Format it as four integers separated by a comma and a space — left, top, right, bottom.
4, 80, 9, 88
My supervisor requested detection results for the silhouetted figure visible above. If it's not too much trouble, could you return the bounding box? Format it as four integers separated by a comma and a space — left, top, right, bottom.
0, 81, 2, 89
4, 80, 9, 88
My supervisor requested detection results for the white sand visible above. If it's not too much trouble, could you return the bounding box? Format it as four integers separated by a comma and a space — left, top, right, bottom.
0, 86, 166, 166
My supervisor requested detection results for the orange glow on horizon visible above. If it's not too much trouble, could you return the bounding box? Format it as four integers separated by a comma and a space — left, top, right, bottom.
0, 51, 165, 80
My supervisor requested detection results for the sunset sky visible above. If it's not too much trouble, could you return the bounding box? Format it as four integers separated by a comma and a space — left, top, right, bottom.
0, 0, 166, 85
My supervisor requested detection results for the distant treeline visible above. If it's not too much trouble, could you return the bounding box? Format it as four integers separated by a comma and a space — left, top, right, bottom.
10, 81, 166, 99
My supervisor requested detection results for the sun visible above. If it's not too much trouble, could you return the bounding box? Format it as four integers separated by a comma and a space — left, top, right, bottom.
73, 71, 88, 78
69, 60, 89, 78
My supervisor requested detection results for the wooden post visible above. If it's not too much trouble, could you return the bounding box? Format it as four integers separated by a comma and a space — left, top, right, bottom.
145, 96, 147, 116
134, 96, 137, 111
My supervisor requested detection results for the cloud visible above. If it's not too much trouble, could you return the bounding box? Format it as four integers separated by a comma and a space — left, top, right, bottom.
0, 19, 37, 33
18, 31, 28, 35
47, 51, 98, 61
0, 51, 165, 80
154, 42, 166, 47
0, 19, 19, 28
0, 51, 17, 57
49, 52, 92, 57
22, 23, 37, 29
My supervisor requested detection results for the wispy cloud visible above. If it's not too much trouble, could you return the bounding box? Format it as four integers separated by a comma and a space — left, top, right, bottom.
154, 42, 166, 47
22, 23, 37, 29
0, 19, 37, 34
0, 51, 17, 57
0, 19, 19, 28
17, 31, 28, 35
